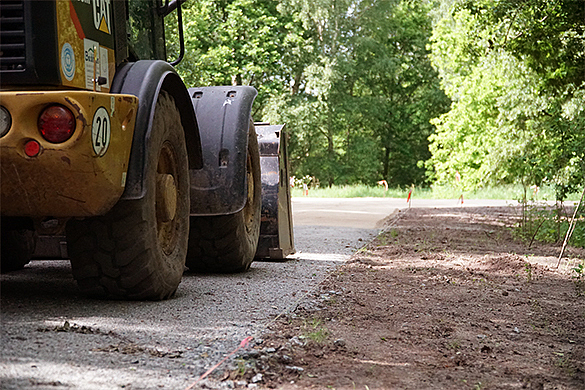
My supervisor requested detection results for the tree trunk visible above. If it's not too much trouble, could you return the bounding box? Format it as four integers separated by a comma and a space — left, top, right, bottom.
383, 146, 390, 181
232, 74, 242, 86
292, 69, 303, 95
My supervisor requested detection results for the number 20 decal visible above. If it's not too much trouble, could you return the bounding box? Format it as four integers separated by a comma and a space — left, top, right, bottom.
92, 106, 111, 156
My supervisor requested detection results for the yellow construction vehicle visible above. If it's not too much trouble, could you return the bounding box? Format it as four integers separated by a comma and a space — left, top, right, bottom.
0, 0, 293, 300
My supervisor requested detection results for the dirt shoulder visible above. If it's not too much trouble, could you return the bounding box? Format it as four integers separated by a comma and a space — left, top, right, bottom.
231, 206, 585, 390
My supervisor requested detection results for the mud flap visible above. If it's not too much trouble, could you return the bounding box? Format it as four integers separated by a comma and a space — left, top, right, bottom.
188, 86, 257, 216
254, 124, 295, 260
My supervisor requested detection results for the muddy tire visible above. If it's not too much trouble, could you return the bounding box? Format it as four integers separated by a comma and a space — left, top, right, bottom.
0, 222, 36, 273
66, 92, 189, 300
186, 122, 261, 273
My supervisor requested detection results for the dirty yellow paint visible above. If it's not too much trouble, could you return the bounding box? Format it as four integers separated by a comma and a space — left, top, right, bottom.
0, 91, 138, 217
56, 1, 115, 92
56, 1, 85, 89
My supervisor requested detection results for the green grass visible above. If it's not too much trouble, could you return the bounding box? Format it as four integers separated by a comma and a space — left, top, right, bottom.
303, 318, 330, 344
291, 184, 582, 201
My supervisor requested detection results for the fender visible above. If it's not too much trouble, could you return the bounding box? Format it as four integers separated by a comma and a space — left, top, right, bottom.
111, 60, 203, 200
188, 86, 258, 216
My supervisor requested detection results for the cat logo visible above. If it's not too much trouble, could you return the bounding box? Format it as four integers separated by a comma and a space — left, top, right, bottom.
92, 0, 111, 34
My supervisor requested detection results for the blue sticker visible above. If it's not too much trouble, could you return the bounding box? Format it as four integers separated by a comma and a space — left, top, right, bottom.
61, 43, 75, 81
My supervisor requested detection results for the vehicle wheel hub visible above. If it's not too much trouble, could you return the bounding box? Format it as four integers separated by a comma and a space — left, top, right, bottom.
156, 173, 177, 223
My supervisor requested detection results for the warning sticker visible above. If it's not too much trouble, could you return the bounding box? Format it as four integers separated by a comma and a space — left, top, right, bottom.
100, 46, 109, 88
92, 106, 111, 156
84, 39, 109, 90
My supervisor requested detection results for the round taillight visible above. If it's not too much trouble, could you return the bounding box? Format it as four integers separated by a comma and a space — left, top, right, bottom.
24, 140, 41, 157
38, 105, 75, 143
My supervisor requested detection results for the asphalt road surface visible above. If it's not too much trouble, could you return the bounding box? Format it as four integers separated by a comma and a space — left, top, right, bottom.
0, 197, 511, 389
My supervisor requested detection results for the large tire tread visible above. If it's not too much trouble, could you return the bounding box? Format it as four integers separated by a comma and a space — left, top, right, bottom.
186, 123, 261, 273
67, 92, 189, 300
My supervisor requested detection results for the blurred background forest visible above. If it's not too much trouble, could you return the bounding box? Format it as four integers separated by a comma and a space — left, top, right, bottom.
167, 0, 584, 202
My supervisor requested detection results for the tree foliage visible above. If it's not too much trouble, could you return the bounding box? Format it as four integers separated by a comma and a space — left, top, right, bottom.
428, 0, 585, 199
170, 0, 449, 187
167, 0, 583, 196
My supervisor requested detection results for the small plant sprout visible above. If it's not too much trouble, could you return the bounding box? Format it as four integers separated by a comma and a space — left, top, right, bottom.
571, 261, 585, 296
524, 262, 533, 283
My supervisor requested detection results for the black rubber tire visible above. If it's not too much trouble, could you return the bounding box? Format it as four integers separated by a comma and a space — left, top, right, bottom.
186, 122, 261, 273
66, 92, 189, 300
0, 227, 35, 273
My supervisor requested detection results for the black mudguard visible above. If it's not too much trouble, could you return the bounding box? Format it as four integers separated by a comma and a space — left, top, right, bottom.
111, 60, 203, 200
188, 86, 257, 216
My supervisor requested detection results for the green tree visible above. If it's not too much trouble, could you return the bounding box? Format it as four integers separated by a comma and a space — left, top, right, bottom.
428, 0, 585, 199
170, 0, 450, 188
267, 0, 449, 187
168, 0, 298, 113
346, 0, 450, 185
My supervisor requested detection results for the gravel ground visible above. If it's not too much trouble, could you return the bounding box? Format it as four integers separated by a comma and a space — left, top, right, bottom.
0, 214, 378, 389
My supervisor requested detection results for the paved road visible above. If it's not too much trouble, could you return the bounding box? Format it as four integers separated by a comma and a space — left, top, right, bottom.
0, 197, 512, 389
293, 197, 512, 228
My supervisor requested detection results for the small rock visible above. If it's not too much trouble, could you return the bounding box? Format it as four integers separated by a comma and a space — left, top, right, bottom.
265, 347, 276, 354
477, 335, 486, 340
334, 339, 346, 348
251, 373, 263, 383
219, 381, 235, 389
502, 291, 509, 296
198, 379, 219, 389
279, 354, 292, 363
514, 327, 520, 333
285, 366, 305, 373
247, 384, 258, 389
289, 336, 304, 346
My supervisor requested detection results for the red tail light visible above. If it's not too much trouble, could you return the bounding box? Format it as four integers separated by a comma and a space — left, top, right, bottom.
24, 140, 41, 157
38, 105, 75, 143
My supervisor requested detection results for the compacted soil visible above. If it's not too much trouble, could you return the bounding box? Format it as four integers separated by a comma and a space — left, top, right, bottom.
228, 206, 585, 390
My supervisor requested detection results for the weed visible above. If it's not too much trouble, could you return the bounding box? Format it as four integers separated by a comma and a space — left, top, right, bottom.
554, 354, 576, 377
235, 358, 252, 377
303, 318, 330, 344
446, 339, 461, 350
524, 263, 533, 283
571, 262, 585, 296
376, 234, 388, 246
515, 202, 584, 248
